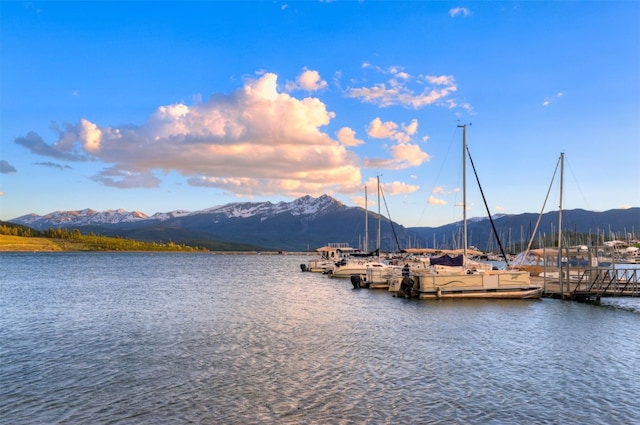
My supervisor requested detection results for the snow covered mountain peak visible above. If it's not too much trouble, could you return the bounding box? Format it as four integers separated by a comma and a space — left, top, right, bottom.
9, 194, 342, 229
191, 194, 340, 218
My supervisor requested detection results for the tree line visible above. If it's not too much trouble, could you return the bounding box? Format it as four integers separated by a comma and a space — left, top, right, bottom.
0, 222, 206, 252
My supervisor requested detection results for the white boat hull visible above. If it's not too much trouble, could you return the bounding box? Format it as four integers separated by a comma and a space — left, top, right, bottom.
330, 262, 391, 279
389, 270, 543, 299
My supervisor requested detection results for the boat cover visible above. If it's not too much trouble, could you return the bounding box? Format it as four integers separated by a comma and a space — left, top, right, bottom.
430, 254, 464, 267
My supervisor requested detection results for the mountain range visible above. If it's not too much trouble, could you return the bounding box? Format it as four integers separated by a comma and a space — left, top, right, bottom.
9, 195, 639, 252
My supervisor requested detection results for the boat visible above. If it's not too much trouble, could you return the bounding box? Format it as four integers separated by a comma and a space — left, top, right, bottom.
619, 247, 640, 264
300, 243, 355, 273
333, 259, 399, 282
332, 177, 399, 289
511, 246, 594, 277
389, 125, 543, 299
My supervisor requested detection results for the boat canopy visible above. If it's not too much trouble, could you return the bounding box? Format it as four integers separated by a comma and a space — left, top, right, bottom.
430, 254, 464, 267
404, 248, 484, 257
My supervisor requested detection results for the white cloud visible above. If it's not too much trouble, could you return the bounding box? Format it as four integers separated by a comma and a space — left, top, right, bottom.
543, 91, 565, 107
362, 177, 419, 196
337, 127, 364, 146
381, 180, 420, 195
390, 143, 430, 167
14, 73, 368, 196
364, 141, 430, 170
286, 69, 328, 92
16, 71, 425, 201
364, 117, 429, 170
350, 195, 370, 209
449, 7, 471, 17
428, 195, 447, 206
79, 118, 103, 153
366, 117, 418, 143
346, 65, 459, 109
404, 119, 418, 136
367, 117, 398, 139
426, 75, 454, 85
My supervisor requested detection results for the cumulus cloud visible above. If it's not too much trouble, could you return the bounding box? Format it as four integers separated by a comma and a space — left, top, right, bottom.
367, 118, 399, 140
428, 185, 462, 206
389, 143, 430, 168
380, 179, 420, 195
286, 69, 328, 92
449, 7, 471, 17
350, 195, 370, 209
14, 73, 370, 195
15, 71, 429, 199
364, 117, 430, 170
428, 195, 447, 205
362, 177, 419, 197
336, 127, 364, 146
366, 117, 418, 143
0, 160, 17, 173
347, 176, 420, 210
346, 65, 459, 109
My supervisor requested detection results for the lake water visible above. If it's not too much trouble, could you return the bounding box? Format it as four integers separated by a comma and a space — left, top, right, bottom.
1, 252, 639, 424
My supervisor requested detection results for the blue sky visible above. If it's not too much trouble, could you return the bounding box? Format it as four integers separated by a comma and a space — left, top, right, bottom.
1, 1, 638, 227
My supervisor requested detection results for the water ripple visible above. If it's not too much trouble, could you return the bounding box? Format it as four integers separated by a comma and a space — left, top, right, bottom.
1, 253, 639, 424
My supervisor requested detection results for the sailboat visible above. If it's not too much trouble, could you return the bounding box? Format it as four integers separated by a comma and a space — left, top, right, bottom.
389, 125, 543, 299
331, 177, 400, 288
509, 153, 605, 296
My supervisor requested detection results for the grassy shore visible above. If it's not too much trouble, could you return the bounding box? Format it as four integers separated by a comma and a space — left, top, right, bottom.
0, 235, 64, 251
0, 234, 204, 252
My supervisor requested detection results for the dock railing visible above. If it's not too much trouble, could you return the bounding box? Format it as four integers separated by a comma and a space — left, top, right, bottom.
569, 267, 640, 298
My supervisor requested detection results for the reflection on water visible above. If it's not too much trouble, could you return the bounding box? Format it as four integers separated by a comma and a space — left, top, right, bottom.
1, 253, 639, 424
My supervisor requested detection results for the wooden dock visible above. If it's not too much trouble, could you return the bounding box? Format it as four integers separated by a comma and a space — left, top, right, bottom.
534, 267, 640, 301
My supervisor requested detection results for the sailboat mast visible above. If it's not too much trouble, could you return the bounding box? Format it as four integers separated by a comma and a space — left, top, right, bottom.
365, 185, 369, 253
558, 152, 565, 294
558, 152, 564, 249
377, 175, 381, 260
458, 124, 468, 258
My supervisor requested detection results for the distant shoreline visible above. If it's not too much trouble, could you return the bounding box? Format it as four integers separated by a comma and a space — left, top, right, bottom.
0, 236, 313, 254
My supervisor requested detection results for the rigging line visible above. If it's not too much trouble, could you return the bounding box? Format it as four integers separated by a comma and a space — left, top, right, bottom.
521, 155, 562, 260
379, 183, 402, 252
417, 125, 460, 227
465, 144, 510, 266
564, 156, 589, 210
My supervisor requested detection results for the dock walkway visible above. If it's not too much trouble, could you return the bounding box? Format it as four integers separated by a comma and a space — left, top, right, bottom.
534, 267, 640, 301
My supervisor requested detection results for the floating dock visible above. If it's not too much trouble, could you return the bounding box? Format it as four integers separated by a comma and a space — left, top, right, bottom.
534, 267, 639, 301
